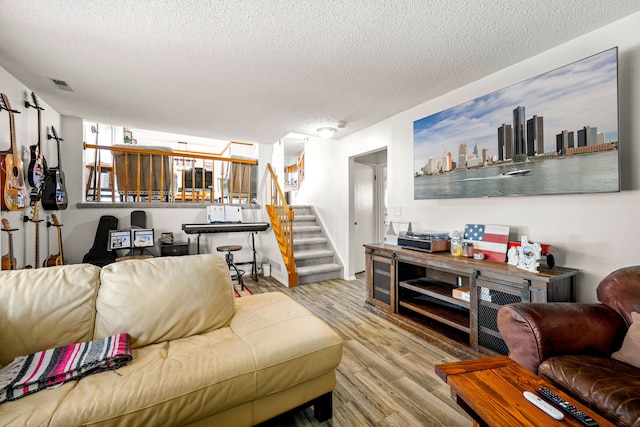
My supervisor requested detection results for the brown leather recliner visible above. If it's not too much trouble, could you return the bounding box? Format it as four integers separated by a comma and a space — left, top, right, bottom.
497, 266, 640, 427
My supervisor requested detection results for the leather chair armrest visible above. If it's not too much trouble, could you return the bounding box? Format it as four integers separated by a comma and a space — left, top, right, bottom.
497, 302, 627, 374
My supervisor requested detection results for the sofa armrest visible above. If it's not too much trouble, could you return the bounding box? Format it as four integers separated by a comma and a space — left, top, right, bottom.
497, 303, 627, 374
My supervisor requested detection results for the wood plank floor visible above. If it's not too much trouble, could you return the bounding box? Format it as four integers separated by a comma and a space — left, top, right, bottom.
246, 274, 474, 427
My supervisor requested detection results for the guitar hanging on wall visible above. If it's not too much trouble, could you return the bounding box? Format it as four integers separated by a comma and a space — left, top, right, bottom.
0, 93, 27, 211
26, 92, 49, 189
1, 219, 17, 270
45, 213, 66, 266
41, 126, 68, 210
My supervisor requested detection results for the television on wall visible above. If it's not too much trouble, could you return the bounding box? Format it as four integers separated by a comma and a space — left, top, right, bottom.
413, 47, 619, 199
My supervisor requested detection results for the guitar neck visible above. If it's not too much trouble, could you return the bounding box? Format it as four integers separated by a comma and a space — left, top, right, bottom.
57, 225, 64, 262
1, 230, 16, 270
57, 136, 63, 170
9, 108, 18, 158
35, 221, 40, 268
9, 234, 14, 266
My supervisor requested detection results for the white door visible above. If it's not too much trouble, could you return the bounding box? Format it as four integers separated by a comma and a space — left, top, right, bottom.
353, 162, 375, 274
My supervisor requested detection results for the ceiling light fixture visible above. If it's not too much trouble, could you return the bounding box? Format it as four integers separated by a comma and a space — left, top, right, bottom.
317, 127, 337, 138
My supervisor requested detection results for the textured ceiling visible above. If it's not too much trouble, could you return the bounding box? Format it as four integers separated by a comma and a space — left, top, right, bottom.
0, 1, 639, 144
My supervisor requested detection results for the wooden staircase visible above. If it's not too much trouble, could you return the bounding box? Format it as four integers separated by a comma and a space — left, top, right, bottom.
265, 164, 342, 286
291, 205, 342, 285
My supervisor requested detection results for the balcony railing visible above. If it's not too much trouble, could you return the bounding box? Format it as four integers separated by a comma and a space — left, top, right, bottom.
82, 142, 258, 204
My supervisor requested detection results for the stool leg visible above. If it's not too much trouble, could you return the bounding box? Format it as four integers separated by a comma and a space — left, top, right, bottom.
230, 263, 244, 289
225, 251, 244, 290
85, 167, 94, 200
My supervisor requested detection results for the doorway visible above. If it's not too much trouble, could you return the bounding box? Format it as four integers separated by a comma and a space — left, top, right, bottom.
349, 148, 387, 276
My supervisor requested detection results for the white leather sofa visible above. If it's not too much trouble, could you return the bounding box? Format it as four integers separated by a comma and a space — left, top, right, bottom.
0, 254, 343, 426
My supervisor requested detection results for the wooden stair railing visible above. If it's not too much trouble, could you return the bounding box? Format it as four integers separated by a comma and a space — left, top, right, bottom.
266, 163, 298, 287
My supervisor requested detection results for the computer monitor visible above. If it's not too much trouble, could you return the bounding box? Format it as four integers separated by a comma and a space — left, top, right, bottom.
132, 229, 155, 248
108, 230, 132, 251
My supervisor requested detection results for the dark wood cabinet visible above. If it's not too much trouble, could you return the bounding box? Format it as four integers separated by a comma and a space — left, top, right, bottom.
364, 243, 578, 356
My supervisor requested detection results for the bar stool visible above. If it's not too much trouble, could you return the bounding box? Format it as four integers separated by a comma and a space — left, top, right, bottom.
216, 245, 244, 288
85, 163, 115, 201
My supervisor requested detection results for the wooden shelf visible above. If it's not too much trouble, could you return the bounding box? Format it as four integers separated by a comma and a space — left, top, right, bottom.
399, 296, 470, 333
400, 278, 470, 309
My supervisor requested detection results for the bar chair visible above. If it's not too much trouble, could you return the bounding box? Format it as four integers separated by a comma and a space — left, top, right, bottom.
216, 245, 245, 289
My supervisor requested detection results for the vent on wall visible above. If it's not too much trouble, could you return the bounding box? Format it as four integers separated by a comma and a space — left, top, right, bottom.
51, 78, 73, 92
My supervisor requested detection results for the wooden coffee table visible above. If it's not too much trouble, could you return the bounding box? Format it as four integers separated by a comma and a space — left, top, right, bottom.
435, 356, 614, 426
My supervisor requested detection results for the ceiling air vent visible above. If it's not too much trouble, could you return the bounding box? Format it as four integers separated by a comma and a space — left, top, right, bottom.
51, 78, 73, 92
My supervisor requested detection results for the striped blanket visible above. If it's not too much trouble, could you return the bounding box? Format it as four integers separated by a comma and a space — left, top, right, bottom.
0, 333, 131, 403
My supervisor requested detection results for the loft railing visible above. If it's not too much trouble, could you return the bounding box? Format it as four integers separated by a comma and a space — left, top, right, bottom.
82, 142, 258, 204
266, 163, 298, 287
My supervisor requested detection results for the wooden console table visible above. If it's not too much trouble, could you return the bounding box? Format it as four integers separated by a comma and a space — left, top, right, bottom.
364, 243, 578, 356
435, 356, 613, 426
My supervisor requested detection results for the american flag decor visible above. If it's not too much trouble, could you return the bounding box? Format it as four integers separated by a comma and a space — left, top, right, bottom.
463, 224, 510, 262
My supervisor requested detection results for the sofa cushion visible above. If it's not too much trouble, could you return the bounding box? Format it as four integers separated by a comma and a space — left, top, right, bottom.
231, 292, 343, 397
0, 329, 257, 426
0, 264, 100, 366
95, 254, 235, 348
612, 311, 640, 369
539, 355, 640, 427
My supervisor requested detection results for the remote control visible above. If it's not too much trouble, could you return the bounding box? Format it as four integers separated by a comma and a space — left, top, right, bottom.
536, 387, 599, 426
523, 391, 564, 420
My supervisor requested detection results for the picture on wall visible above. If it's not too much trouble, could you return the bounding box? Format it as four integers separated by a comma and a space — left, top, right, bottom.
413, 47, 619, 200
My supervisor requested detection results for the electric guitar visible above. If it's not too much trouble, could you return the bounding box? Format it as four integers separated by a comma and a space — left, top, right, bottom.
41, 126, 68, 210
26, 92, 49, 189
0, 93, 27, 211
45, 213, 66, 266
1, 219, 17, 270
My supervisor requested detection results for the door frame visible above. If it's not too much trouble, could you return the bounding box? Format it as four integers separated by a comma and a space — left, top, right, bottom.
348, 148, 387, 278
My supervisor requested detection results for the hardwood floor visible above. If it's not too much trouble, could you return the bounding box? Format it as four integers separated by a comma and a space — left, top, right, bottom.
246, 274, 473, 426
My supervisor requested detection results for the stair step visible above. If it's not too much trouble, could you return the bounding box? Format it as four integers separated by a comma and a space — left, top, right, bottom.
295, 249, 334, 260
293, 214, 316, 222
294, 237, 328, 246
295, 249, 335, 267
297, 263, 342, 285
293, 225, 322, 233
297, 263, 342, 275
292, 206, 313, 215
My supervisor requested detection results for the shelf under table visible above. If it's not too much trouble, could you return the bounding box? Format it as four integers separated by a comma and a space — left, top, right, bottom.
399, 295, 470, 333
400, 278, 470, 309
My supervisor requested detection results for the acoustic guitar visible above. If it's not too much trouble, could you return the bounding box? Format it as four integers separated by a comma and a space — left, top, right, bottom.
0, 93, 28, 211
26, 92, 49, 189
1, 218, 17, 270
41, 126, 68, 210
45, 213, 66, 266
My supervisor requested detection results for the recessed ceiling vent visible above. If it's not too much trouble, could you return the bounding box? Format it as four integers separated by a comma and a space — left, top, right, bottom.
51, 78, 73, 92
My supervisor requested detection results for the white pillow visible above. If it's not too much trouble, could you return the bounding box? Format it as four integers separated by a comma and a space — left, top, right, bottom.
612, 311, 640, 369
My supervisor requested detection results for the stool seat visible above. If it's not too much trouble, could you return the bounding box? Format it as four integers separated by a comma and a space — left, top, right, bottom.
216, 245, 242, 252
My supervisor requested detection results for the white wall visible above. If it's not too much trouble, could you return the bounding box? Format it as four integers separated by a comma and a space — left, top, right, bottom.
0, 66, 61, 268
310, 12, 640, 303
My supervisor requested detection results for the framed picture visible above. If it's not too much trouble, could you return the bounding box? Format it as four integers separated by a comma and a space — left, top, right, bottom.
413, 47, 619, 199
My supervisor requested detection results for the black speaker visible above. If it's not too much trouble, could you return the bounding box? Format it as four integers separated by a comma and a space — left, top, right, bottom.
131, 210, 146, 228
